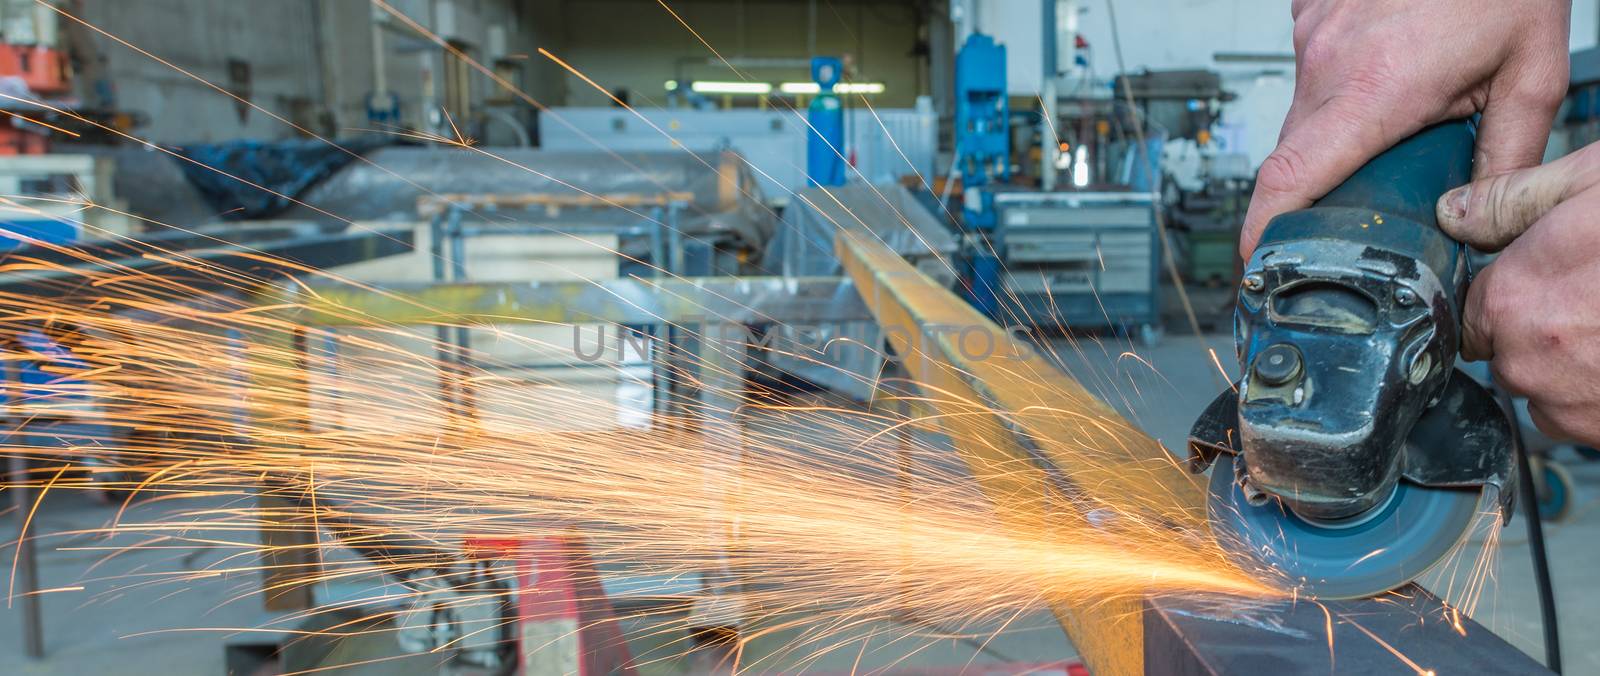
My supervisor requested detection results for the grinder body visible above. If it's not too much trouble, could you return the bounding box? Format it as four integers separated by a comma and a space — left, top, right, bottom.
1189, 121, 1517, 597
1238, 124, 1472, 521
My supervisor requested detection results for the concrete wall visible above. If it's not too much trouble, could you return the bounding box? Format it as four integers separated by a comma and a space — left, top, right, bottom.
77, 0, 324, 143
553, 0, 927, 108
76, 0, 564, 144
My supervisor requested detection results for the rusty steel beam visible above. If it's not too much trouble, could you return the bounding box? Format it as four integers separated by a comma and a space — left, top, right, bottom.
833, 226, 1549, 675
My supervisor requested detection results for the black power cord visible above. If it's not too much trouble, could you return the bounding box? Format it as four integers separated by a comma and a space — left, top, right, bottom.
1501, 391, 1562, 673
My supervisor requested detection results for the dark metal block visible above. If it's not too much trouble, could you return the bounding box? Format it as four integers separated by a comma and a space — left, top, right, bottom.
1144, 585, 1551, 675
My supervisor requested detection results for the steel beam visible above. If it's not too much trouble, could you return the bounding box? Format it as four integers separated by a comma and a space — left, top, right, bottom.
295, 276, 869, 327
0, 226, 416, 294
836, 226, 1200, 675
833, 227, 1549, 675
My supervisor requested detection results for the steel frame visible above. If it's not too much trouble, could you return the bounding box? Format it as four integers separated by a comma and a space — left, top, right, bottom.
256, 275, 871, 615
0, 225, 418, 642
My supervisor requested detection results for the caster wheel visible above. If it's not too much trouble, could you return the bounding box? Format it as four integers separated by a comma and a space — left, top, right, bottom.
1535, 460, 1576, 523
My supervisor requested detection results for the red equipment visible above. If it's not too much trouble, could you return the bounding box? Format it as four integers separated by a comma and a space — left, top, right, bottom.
0, 44, 70, 155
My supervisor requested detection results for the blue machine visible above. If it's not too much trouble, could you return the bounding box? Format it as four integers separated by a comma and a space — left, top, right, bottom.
0, 218, 78, 251
954, 34, 1009, 316
0, 213, 90, 407
806, 56, 847, 187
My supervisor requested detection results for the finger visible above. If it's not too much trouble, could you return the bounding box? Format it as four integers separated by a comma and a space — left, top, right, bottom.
1459, 263, 1498, 362
1472, 58, 1567, 180
1437, 144, 1600, 251
1526, 401, 1572, 442
1241, 98, 1412, 256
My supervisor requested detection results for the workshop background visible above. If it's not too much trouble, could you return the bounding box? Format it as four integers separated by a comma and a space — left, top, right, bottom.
1, 0, 1599, 674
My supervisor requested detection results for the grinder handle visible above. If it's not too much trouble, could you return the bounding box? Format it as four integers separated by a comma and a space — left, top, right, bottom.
1310, 120, 1475, 229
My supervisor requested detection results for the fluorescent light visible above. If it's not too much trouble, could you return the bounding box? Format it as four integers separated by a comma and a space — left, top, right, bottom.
664, 80, 679, 90
778, 82, 888, 95
836, 82, 885, 94
690, 81, 772, 95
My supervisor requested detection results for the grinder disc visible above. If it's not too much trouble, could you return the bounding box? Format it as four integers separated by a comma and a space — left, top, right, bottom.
1208, 454, 1485, 599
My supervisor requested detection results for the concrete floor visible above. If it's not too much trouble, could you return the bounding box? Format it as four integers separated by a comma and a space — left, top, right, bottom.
0, 332, 1592, 673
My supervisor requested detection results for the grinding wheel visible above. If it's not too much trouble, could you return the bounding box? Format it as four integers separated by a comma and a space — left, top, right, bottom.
1208, 454, 1487, 599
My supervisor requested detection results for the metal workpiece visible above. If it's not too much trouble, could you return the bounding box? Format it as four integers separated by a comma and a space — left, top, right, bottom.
1144, 586, 1552, 675
295, 276, 869, 327
835, 224, 1204, 676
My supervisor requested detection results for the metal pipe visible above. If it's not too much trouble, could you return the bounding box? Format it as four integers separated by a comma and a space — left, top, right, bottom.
370, 5, 389, 100
1041, 0, 1060, 191
8, 440, 44, 659
808, 0, 817, 57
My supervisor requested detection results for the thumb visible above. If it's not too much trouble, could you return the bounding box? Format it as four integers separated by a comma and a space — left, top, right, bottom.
1438, 144, 1600, 251
1242, 99, 1411, 257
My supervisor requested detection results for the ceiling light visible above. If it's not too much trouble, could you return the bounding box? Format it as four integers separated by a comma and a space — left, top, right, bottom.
689, 81, 772, 95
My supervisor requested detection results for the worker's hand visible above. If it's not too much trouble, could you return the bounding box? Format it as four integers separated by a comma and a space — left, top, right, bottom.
1439, 141, 1600, 444
1240, 0, 1570, 257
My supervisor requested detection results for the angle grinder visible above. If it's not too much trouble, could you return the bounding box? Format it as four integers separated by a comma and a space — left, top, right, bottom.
1188, 120, 1517, 599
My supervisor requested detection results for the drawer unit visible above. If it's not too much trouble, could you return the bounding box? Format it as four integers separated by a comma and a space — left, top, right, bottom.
994, 192, 1161, 336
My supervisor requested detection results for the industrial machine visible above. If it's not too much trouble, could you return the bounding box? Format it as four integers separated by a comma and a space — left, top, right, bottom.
952, 32, 1009, 317
949, 33, 1162, 337
994, 191, 1159, 339
1187, 121, 1517, 598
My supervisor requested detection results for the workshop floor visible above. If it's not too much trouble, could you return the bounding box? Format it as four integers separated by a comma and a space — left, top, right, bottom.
0, 332, 1593, 674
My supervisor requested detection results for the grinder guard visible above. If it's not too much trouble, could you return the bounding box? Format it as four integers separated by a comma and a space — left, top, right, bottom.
1189, 120, 1517, 597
